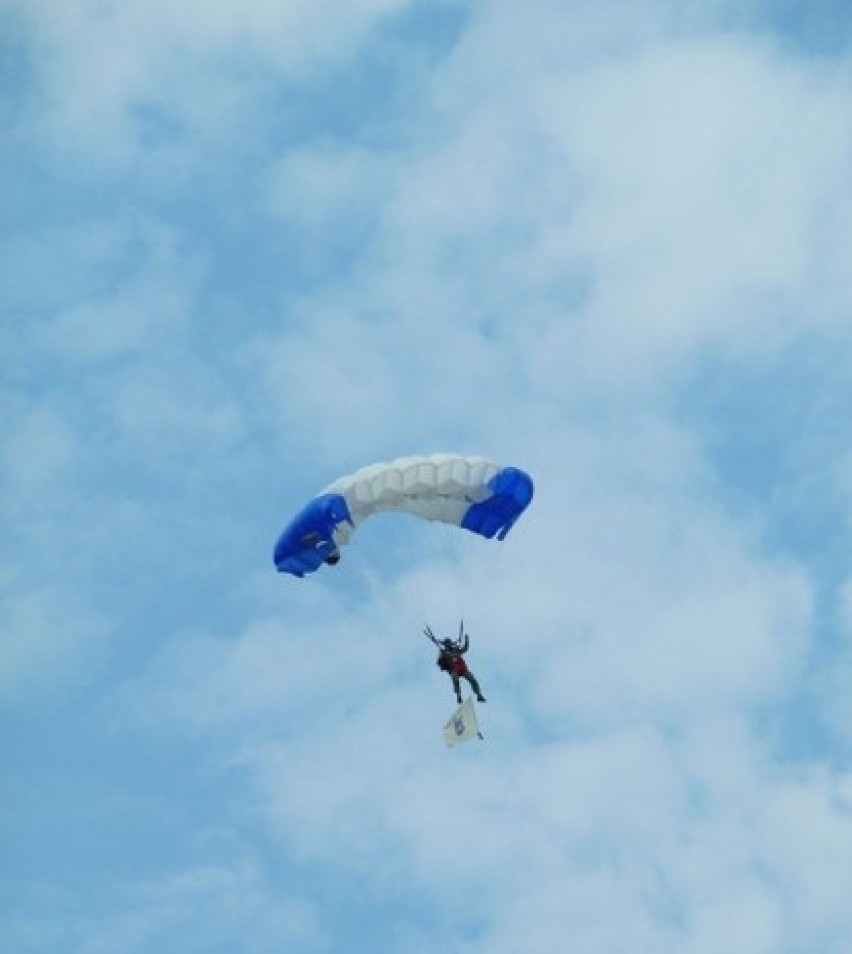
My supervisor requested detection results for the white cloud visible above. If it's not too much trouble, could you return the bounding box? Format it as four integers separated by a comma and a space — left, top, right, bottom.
2, 404, 78, 508
120, 607, 411, 735
0, 583, 109, 704
1, 220, 134, 313
3, 852, 328, 954
35, 218, 201, 365
9, 0, 414, 170
235, 705, 841, 953
757, 770, 852, 944
265, 145, 393, 232
349, 20, 852, 401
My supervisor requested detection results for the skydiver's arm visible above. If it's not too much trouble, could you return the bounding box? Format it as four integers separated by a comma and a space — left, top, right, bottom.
459, 634, 469, 653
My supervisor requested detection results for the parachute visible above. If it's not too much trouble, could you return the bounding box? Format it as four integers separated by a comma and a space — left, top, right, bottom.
273, 452, 534, 578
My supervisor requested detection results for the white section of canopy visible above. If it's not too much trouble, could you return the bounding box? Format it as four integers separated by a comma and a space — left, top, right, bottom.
323, 453, 500, 546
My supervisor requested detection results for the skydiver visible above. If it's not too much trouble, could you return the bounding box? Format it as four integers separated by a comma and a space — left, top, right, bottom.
433, 631, 486, 705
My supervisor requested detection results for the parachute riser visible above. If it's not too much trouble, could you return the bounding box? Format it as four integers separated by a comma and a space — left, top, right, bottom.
422, 620, 466, 652
423, 626, 441, 648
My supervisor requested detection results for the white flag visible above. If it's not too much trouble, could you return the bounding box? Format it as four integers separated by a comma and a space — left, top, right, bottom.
443, 697, 482, 747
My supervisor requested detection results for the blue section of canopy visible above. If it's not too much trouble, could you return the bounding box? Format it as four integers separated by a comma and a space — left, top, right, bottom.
460, 467, 535, 540
273, 493, 352, 578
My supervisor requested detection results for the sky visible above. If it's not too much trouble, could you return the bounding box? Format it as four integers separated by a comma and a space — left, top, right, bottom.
3, 0, 852, 951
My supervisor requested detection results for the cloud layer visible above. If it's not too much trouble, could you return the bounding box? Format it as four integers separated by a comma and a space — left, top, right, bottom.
4, 1, 852, 952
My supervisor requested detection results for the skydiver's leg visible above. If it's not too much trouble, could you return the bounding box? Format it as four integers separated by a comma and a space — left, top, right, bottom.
451, 675, 462, 704
463, 671, 486, 702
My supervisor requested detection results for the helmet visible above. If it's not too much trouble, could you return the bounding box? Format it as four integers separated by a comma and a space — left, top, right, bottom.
441, 639, 455, 649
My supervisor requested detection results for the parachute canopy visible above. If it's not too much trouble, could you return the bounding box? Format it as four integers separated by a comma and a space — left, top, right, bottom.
273, 452, 534, 578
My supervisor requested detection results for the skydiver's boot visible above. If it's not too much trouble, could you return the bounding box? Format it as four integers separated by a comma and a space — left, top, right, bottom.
477, 694, 486, 702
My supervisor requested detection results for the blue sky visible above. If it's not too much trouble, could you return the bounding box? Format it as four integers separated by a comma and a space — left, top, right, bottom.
4, 0, 852, 951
